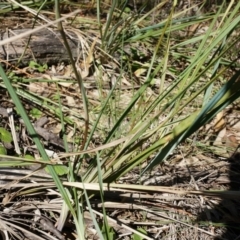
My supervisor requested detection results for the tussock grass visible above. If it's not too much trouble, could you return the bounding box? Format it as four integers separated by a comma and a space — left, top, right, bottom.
0, 0, 240, 239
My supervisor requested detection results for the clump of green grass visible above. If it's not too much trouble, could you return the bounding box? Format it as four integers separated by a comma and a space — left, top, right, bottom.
0, 0, 240, 239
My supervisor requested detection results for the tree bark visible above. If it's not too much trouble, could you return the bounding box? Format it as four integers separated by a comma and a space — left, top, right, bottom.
0, 28, 80, 66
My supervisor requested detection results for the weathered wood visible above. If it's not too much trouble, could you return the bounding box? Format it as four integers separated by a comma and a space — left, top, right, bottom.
0, 29, 80, 65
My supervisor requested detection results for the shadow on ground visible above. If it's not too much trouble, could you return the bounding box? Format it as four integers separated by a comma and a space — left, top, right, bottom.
197, 152, 240, 239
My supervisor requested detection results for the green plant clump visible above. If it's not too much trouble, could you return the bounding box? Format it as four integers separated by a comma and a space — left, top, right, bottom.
0, 0, 239, 239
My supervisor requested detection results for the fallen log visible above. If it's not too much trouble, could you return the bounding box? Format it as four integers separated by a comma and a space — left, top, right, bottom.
0, 28, 80, 66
